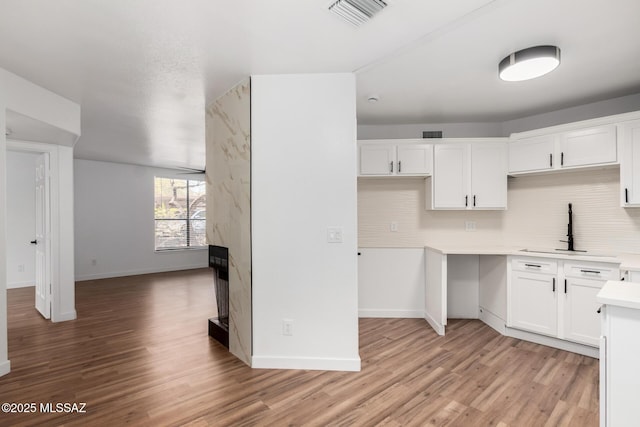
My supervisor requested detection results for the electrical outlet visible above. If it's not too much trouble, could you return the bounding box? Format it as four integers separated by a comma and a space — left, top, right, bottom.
390, 221, 398, 232
17, 264, 24, 272
465, 221, 477, 232
282, 319, 294, 336
91, 259, 97, 266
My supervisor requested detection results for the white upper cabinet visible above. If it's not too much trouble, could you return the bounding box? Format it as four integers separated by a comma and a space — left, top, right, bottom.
397, 143, 433, 175
620, 119, 640, 207
508, 135, 556, 173
359, 143, 395, 175
559, 125, 617, 168
358, 140, 432, 177
471, 143, 508, 209
433, 143, 468, 209
432, 139, 507, 210
509, 124, 618, 175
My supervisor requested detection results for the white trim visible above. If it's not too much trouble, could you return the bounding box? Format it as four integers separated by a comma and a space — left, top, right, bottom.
251, 355, 361, 372
154, 247, 208, 254
505, 327, 599, 358
424, 311, 445, 336
359, 309, 425, 318
52, 310, 77, 323
7, 281, 34, 289
75, 264, 208, 282
479, 307, 506, 335
0, 360, 10, 377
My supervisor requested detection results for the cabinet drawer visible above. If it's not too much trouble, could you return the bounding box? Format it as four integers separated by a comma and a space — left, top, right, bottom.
511, 257, 558, 274
564, 262, 619, 281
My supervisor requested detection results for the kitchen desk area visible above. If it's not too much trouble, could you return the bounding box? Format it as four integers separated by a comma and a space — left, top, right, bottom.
424, 245, 640, 358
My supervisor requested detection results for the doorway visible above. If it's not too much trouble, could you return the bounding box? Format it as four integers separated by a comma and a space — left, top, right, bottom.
6, 148, 51, 319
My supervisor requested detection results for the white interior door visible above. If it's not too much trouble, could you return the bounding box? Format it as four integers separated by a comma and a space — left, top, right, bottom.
34, 153, 51, 319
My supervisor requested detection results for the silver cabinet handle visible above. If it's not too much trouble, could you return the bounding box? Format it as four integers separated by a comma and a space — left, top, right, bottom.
580, 269, 601, 274
398, 161, 401, 173
525, 263, 542, 268
390, 161, 393, 173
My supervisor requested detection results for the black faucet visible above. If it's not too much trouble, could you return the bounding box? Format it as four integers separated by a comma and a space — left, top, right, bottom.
559, 203, 575, 251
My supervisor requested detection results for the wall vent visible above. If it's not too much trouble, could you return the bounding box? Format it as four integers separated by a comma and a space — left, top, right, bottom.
328, 0, 388, 27
423, 131, 443, 139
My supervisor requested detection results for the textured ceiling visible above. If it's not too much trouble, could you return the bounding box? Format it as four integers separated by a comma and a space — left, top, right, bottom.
1, 0, 639, 169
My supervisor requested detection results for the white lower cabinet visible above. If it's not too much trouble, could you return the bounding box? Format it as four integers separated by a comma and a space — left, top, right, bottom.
563, 277, 603, 346
510, 270, 557, 336
508, 256, 619, 347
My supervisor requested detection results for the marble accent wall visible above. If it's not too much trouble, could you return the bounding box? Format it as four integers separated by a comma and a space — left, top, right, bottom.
205, 78, 251, 365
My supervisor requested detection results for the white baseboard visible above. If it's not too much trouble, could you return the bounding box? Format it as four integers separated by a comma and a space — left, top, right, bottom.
505, 327, 599, 358
479, 307, 506, 335
0, 360, 10, 377
359, 309, 425, 318
424, 312, 445, 336
52, 310, 77, 322
251, 355, 361, 372
7, 281, 35, 289
75, 263, 208, 281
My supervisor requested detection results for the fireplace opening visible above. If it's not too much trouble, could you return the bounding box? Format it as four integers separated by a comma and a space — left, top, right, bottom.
209, 245, 229, 348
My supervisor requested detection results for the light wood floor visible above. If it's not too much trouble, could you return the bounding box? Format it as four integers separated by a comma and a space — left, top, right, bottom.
0, 269, 598, 426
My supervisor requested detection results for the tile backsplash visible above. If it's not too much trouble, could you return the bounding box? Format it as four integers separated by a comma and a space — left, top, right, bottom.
358, 167, 640, 253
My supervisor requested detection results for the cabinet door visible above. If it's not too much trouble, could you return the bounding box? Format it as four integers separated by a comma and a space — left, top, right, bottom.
563, 277, 603, 346
620, 120, 640, 206
359, 144, 395, 175
397, 143, 432, 175
510, 271, 557, 336
471, 142, 507, 209
433, 144, 468, 209
559, 125, 617, 168
508, 135, 556, 173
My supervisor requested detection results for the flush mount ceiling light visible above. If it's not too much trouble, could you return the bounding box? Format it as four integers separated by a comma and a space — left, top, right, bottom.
328, 0, 388, 27
499, 45, 561, 82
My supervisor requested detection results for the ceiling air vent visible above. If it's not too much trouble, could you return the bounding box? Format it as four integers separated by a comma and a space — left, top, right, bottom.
423, 131, 443, 139
328, 0, 388, 27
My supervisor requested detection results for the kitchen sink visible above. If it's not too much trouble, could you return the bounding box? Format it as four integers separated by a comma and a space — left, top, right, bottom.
519, 248, 616, 258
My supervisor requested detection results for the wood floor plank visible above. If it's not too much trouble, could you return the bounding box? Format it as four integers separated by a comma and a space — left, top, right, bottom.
0, 269, 599, 426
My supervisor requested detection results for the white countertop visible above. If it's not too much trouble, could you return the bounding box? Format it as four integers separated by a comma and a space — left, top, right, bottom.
424, 244, 640, 266
597, 280, 640, 310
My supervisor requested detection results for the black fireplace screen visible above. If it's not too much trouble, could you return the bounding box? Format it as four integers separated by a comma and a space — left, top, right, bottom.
209, 245, 229, 330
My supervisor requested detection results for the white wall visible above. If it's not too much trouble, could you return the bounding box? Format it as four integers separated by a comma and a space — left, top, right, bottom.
1, 67, 81, 377
74, 159, 208, 281
0, 103, 7, 376
358, 248, 425, 318
358, 121, 502, 140
251, 74, 360, 371
501, 92, 640, 135
6, 151, 37, 288
357, 92, 640, 140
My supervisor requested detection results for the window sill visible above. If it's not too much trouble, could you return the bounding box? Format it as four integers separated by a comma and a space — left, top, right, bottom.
154, 247, 208, 254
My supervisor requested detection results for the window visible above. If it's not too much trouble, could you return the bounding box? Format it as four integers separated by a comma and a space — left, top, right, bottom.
154, 177, 206, 250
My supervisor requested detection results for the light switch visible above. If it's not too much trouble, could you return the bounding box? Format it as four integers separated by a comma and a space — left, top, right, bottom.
390, 221, 398, 232
327, 226, 343, 243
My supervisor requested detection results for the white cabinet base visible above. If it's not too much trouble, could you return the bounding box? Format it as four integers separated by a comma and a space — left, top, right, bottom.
505, 327, 599, 358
